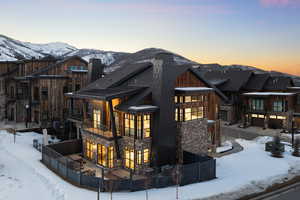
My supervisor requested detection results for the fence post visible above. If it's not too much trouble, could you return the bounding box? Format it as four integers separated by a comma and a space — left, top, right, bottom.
198, 162, 201, 181
66, 158, 69, 179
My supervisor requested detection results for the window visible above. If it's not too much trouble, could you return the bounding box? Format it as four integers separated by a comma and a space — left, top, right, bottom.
97, 144, 114, 168
177, 107, 204, 122
33, 87, 39, 101
185, 96, 192, 103
86, 140, 95, 159
124, 114, 151, 139
137, 115, 142, 138
125, 114, 135, 137
137, 150, 142, 165
273, 101, 285, 112
143, 115, 151, 138
125, 147, 135, 169
108, 146, 114, 168
251, 99, 264, 111
143, 149, 149, 163
93, 109, 102, 130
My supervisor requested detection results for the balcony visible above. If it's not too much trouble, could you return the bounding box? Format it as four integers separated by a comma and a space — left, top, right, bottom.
83, 121, 114, 139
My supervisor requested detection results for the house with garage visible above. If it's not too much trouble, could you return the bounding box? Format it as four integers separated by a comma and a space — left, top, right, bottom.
66, 52, 228, 176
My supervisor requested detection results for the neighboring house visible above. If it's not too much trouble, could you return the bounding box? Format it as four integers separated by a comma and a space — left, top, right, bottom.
202, 69, 253, 124
66, 53, 228, 175
0, 57, 58, 122
0, 56, 94, 138
202, 68, 298, 130
241, 92, 296, 130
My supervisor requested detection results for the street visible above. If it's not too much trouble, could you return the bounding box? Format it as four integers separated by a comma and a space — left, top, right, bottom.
268, 186, 300, 200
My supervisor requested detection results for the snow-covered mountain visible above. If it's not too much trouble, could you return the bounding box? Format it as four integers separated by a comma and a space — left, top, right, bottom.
0, 35, 76, 61
63, 49, 129, 66
0, 35, 128, 65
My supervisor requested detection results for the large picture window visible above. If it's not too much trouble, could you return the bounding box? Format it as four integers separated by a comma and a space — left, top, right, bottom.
125, 147, 150, 169
97, 144, 114, 168
124, 114, 151, 139
175, 107, 204, 122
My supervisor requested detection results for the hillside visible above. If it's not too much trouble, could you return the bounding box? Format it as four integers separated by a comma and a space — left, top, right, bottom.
0, 35, 128, 65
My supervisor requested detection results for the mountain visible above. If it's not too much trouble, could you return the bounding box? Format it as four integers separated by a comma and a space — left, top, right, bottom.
63, 49, 130, 66
0, 35, 76, 61
0, 35, 128, 65
106, 48, 197, 73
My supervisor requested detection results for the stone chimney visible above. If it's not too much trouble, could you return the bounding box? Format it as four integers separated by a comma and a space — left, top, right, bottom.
88, 58, 105, 83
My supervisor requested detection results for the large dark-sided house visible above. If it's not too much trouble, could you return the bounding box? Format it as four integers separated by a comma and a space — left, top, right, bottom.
66, 53, 227, 175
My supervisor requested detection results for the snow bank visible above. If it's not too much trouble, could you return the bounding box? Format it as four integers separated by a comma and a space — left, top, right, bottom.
1, 131, 300, 200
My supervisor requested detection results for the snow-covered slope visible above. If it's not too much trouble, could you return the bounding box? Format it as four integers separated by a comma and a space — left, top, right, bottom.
0, 35, 128, 65
64, 49, 129, 66
0, 35, 76, 61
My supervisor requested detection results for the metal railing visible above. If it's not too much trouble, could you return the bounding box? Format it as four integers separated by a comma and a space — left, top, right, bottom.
83, 121, 113, 138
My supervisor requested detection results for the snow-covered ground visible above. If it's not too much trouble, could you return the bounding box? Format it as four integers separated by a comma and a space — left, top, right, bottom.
216, 141, 233, 153
1, 130, 300, 200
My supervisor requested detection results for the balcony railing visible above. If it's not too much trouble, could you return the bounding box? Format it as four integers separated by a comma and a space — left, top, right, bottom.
83, 121, 114, 138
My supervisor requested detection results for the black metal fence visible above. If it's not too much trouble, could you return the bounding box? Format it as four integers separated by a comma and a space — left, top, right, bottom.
42, 140, 216, 192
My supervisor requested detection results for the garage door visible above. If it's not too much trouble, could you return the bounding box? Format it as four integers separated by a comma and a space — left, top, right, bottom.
269, 119, 283, 129
252, 117, 264, 127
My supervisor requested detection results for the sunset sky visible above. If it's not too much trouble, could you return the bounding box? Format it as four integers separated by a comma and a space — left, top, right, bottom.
1, 0, 299, 75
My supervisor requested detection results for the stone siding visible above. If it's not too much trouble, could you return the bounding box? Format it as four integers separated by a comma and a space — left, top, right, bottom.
178, 119, 209, 156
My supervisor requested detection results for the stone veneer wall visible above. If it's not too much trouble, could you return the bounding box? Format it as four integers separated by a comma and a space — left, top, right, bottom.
178, 119, 209, 156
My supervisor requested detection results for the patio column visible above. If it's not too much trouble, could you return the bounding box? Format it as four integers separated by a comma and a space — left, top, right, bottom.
108, 100, 121, 159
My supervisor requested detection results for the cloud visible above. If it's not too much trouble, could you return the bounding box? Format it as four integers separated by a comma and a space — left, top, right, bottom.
260, 0, 300, 7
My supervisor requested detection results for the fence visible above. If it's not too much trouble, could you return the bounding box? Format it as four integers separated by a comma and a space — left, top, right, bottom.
42, 140, 216, 192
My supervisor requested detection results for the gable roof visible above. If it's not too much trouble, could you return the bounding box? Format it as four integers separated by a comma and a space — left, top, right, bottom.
202, 69, 253, 92
263, 76, 294, 91
71, 53, 228, 102
243, 73, 270, 91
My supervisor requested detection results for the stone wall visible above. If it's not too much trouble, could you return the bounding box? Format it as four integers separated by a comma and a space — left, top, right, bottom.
178, 119, 209, 156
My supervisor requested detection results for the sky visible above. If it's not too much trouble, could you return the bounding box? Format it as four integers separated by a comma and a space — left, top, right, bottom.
1, 0, 299, 75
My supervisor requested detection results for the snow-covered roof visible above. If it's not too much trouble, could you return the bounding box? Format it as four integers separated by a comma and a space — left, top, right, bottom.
242, 92, 295, 96
70, 69, 88, 73
175, 87, 214, 92
128, 105, 158, 111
